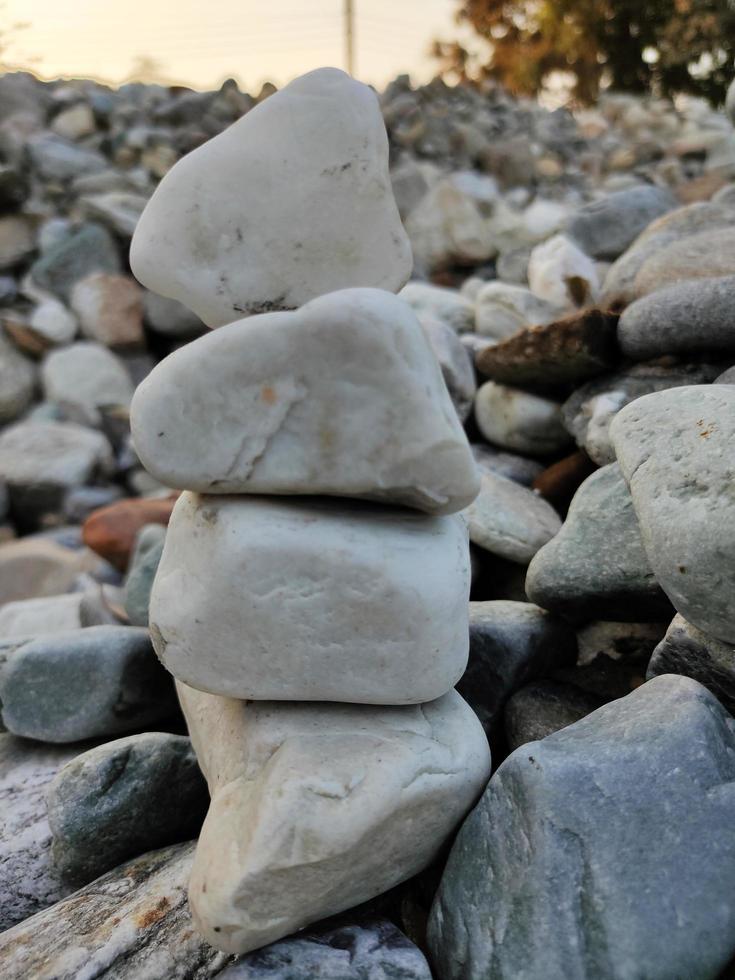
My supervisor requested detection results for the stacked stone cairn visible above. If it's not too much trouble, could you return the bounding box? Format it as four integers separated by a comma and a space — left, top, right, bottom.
127, 67, 491, 955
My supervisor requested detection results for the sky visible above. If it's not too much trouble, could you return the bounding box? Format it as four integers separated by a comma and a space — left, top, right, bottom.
0, 0, 481, 92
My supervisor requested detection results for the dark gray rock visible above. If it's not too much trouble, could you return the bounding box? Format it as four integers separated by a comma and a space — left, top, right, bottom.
220, 919, 432, 979
457, 600, 577, 730
0, 734, 86, 930
565, 184, 676, 260
30, 223, 121, 301
124, 523, 165, 626
647, 614, 735, 714
504, 679, 601, 750
46, 732, 208, 886
0, 842, 231, 979
619, 275, 735, 360
428, 675, 735, 980
0, 626, 176, 742
562, 361, 723, 465
526, 463, 672, 622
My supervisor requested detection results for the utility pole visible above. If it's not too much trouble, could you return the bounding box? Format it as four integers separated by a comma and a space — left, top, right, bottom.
344, 0, 355, 76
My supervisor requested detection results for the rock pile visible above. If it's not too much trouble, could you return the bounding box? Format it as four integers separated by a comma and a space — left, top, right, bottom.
129, 67, 491, 955
1, 57, 735, 979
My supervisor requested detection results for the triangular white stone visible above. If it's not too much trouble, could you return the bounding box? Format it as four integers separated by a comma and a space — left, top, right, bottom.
130, 68, 412, 327
178, 681, 491, 954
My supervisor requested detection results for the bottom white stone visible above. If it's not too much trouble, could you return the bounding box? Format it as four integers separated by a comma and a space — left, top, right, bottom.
178, 682, 491, 955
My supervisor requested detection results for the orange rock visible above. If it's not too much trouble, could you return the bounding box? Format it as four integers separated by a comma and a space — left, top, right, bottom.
533, 451, 597, 516
82, 496, 178, 571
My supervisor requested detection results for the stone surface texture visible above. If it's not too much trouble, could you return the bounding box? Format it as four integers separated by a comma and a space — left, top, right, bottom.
150, 492, 471, 703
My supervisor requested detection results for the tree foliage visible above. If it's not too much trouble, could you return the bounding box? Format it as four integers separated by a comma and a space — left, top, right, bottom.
433, 0, 735, 104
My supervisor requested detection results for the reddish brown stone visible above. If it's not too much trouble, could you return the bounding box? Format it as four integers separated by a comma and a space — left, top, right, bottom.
476, 309, 620, 386
82, 496, 177, 571
533, 451, 597, 516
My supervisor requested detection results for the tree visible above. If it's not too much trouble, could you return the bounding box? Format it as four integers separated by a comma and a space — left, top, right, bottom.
434, 0, 735, 104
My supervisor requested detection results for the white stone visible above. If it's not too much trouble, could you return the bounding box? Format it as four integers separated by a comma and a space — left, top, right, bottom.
528, 234, 599, 308
0, 420, 114, 489
41, 342, 134, 426
29, 298, 78, 346
463, 471, 562, 565
399, 281, 475, 333
0, 594, 83, 640
178, 682, 491, 954
130, 69, 412, 328
474, 282, 561, 340
418, 314, 476, 422
131, 289, 479, 514
51, 103, 96, 141
150, 492, 471, 703
405, 176, 494, 272
475, 381, 571, 456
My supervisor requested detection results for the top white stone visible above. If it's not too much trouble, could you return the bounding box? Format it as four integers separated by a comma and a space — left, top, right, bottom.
130, 68, 413, 327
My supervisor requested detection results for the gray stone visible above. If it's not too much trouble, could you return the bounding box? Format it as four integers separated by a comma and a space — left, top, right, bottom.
470, 443, 544, 488
27, 134, 106, 181
464, 470, 561, 565
716, 365, 735, 383
0, 420, 114, 520
619, 275, 735, 359
0, 332, 36, 423
611, 385, 735, 643
78, 191, 148, 237
124, 523, 165, 626
634, 227, 735, 297
601, 201, 735, 308
46, 732, 208, 886
220, 919, 431, 979
526, 463, 672, 622
0, 626, 176, 742
30, 223, 121, 301
427, 675, 735, 980
0, 842, 230, 979
41, 342, 134, 426
565, 184, 676, 260
647, 614, 735, 714
0, 734, 84, 930
504, 679, 601, 750
0, 215, 36, 269
457, 600, 577, 730
562, 362, 724, 465
419, 314, 476, 420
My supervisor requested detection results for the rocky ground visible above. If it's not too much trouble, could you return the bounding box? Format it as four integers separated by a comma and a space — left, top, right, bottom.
0, 66, 735, 977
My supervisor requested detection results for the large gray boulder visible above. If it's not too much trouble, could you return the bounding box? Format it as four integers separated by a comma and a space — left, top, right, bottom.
525, 463, 672, 622
427, 675, 735, 980
611, 385, 735, 644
